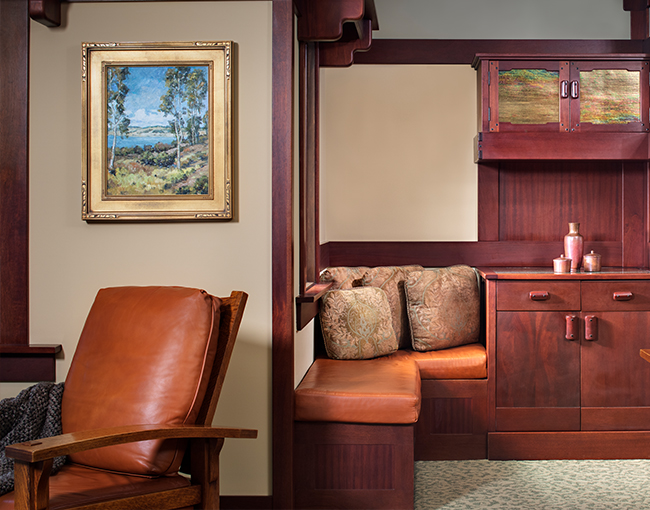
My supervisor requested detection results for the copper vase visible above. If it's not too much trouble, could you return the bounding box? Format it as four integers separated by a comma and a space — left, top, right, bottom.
564, 222, 584, 271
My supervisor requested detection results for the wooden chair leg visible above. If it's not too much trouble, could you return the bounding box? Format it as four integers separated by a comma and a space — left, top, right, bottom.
13, 458, 52, 510
191, 437, 224, 510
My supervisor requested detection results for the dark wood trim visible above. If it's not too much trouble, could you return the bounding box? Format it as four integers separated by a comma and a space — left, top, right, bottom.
348, 39, 646, 66
0, 0, 30, 348
476, 132, 650, 161
489, 430, 650, 459
220, 495, 273, 510
324, 241, 623, 268
271, 2, 294, 509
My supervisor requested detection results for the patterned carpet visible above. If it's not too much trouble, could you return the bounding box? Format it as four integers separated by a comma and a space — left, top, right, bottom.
415, 459, 650, 509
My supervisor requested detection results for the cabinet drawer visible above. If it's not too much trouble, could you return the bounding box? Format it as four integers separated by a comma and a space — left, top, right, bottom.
582, 281, 650, 311
497, 280, 580, 311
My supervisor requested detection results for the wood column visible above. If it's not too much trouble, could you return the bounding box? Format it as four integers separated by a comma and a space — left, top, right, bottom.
0, 0, 30, 347
272, 0, 295, 508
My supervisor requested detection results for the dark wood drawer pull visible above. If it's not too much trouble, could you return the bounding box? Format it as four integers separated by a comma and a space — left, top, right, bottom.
529, 291, 549, 301
585, 315, 598, 341
613, 291, 634, 301
565, 315, 578, 341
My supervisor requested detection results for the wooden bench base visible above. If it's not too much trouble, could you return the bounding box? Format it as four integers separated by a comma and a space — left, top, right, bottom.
294, 422, 415, 510
415, 379, 488, 460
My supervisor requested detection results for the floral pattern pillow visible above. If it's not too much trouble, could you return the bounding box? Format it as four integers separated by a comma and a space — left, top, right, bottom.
320, 287, 398, 360
360, 265, 423, 349
404, 265, 480, 351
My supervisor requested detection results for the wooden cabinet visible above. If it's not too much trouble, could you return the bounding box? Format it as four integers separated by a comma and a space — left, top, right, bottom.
483, 268, 650, 459
474, 55, 649, 134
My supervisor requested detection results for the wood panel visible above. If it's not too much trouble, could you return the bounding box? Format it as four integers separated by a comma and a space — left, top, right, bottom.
496, 311, 581, 408
496, 407, 580, 432
324, 240, 622, 268
581, 311, 650, 408
294, 422, 414, 510
498, 161, 622, 242
271, 1, 295, 509
415, 379, 488, 460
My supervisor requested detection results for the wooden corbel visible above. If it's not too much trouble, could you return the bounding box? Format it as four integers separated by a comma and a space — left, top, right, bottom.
320, 18, 373, 67
296, 0, 377, 42
29, 0, 62, 28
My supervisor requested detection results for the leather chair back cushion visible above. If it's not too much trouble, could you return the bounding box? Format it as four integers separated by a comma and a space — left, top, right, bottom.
62, 286, 221, 476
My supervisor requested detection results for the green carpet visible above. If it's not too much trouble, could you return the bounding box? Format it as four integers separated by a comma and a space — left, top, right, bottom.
415, 459, 650, 509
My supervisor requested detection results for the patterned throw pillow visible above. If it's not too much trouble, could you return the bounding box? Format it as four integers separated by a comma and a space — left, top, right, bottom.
404, 265, 480, 351
360, 265, 423, 349
320, 287, 398, 360
319, 266, 369, 290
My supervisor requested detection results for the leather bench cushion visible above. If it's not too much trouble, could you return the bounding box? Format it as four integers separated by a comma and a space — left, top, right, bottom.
0, 463, 190, 510
295, 356, 421, 424
393, 343, 487, 379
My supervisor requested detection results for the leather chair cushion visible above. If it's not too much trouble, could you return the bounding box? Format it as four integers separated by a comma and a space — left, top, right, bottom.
62, 286, 221, 476
295, 356, 421, 424
0, 463, 191, 510
393, 343, 487, 379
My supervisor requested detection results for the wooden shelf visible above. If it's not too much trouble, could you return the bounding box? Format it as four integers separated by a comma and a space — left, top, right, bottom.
475, 132, 650, 161
0, 344, 62, 382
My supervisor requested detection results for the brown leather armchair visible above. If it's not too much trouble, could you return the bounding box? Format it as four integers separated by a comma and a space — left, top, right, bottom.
0, 286, 256, 510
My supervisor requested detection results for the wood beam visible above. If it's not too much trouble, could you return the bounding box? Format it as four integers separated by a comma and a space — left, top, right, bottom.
350, 39, 645, 66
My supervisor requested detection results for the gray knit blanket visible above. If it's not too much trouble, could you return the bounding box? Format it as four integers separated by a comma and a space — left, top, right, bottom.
0, 382, 66, 496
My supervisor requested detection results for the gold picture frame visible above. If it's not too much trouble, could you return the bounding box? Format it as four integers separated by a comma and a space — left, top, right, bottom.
82, 41, 233, 221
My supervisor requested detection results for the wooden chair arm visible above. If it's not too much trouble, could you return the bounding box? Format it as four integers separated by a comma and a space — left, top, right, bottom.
5, 424, 257, 464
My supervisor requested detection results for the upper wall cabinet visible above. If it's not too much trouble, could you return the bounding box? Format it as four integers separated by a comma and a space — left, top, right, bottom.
473, 54, 650, 161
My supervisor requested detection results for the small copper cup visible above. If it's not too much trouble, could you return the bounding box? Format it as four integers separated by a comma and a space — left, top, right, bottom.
583, 250, 601, 272
553, 254, 571, 273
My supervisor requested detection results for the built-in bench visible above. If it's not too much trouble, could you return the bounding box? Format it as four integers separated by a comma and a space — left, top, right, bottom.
293, 266, 489, 510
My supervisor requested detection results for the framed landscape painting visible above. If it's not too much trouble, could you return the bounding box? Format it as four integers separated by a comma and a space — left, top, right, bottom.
82, 41, 233, 221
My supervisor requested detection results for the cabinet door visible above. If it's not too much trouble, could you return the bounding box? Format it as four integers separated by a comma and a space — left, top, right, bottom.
496, 311, 580, 431
489, 60, 568, 132
581, 310, 650, 430
569, 60, 649, 133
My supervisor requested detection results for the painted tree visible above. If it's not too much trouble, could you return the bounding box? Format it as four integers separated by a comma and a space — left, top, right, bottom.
184, 68, 208, 146
106, 67, 130, 174
160, 66, 191, 172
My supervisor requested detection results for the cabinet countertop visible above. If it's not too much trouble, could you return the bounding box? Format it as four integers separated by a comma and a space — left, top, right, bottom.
477, 267, 650, 280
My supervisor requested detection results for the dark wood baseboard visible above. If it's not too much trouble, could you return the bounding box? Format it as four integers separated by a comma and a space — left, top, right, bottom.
489, 431, 650, 460
220, 495, 273, 510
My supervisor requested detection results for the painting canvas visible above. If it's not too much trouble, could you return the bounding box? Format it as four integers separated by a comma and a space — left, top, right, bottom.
82, 42, 233, 220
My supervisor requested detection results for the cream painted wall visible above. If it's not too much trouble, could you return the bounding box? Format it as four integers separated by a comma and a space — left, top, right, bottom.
373, 0, 629, 39
19, 1, 272, 496
320, 65, 478, 242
